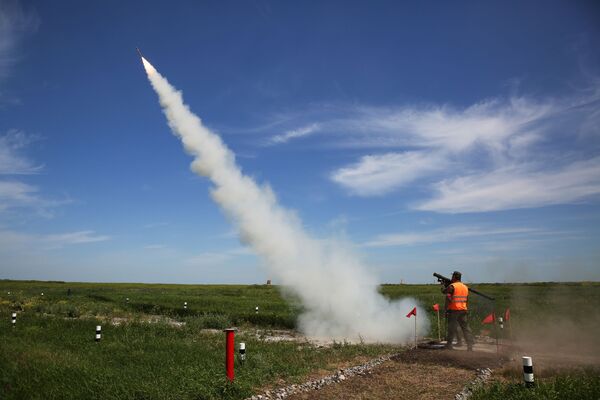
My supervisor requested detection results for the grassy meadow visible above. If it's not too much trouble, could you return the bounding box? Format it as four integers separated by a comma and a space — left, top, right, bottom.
1, 280, 599, 399
471, 369, 600, 400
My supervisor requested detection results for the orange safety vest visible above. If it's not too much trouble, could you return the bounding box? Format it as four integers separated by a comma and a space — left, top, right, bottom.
447, 282, 469, 311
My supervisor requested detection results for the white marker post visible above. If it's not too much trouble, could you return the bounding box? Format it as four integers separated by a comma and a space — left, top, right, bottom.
523, 356, 534, 387
95, 325, 102, 342
11, 312, 16, 327
126, 297, 129, 303
239, 342, 246, 363
184, 301, 187, 310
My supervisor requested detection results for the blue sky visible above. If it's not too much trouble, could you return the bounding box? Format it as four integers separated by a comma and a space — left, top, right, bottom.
1, 0, 599, 283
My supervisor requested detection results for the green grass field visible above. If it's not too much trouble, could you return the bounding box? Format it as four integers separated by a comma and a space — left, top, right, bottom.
1, 280, 599, 399
471, 369, 600, 400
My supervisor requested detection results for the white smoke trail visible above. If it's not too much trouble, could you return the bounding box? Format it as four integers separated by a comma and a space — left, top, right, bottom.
141, 57, 428, 343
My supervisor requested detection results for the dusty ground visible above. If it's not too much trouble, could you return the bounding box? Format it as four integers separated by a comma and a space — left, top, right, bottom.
281, 338, 600, 400
285, 346, 506, 400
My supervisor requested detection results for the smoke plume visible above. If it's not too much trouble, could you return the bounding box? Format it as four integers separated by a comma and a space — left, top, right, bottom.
141, 57, 427, 343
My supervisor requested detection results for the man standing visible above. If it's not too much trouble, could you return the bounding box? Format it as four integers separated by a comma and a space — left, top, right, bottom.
442, 271, 474, 351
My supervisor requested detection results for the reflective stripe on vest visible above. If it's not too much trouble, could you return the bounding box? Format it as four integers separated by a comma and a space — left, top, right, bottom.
448, 282, 469, 311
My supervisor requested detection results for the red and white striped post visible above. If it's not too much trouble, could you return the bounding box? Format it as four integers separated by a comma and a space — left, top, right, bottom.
224, 328, 236, 382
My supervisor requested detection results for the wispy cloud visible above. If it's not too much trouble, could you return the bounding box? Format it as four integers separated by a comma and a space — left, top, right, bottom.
142, 221, 169, 229
0, 180, 66, 216
331, 151, 448, 196
364, 226, 545, 247
266, 123, 320, 145
417, 157, 600, 213
43, 231, 110, 247
0, 131, 67, 216
261, 87, 599, 212
143, 244, 167, 250
0, 129, 42, 174
185, 246, 254, 266
332, 97, 557, 152
0, 228, 110, 250
0, 180, 40, 210
0, 0, 39, 82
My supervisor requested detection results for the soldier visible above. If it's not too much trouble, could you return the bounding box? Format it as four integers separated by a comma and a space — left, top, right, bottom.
444, 287, 463, 346
442, 271, 474, 351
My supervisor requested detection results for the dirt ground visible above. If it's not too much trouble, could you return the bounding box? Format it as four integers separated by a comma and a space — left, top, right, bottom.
286, 346, 506, 400
283, 337, 600, 400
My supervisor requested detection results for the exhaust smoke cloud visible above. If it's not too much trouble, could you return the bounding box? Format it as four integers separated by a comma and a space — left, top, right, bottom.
141, 56, 427, 343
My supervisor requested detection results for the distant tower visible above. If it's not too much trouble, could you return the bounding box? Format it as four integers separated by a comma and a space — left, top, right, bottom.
266, 279, 271, 285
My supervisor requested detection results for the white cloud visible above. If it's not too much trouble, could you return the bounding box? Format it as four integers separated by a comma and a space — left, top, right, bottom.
186, 252, 232, 266
0, 0, 39, 81
326, 97, 561, 186
43, 230, 110, 246
0, 176, 66, 217
364, 226, 544, 247
0, 228, 110, 250
310, 88, 600, 211
185, 246, 254, 266
142, 221, 169, 229
0, 130, 42, 174
313, 97, 556, 152
144, 244, 167, 249
266, 123, 320, 145
331, 151, 447, 196
0, 131, 66, 216
417, 157, 600, 213
0, 179, 50, 213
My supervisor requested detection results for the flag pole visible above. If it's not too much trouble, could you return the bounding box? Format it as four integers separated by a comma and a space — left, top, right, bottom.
494, 307, 499, 355
414, 312, 417, 349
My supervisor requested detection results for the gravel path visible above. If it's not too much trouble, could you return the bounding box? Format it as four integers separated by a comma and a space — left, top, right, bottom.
248, 345, 506, 400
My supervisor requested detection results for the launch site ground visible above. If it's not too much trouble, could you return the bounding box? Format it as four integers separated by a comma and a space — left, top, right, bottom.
1, 280, 599, 399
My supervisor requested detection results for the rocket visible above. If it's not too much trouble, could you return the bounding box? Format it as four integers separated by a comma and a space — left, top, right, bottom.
137, 47, 155, 74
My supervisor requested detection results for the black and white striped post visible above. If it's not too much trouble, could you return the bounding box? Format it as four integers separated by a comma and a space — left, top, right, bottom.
184, 301, 187, 310
255, 306, 259, 314
11, 312, 16, 327
126, 297, 129, 303
95, 325, 102, 342
239, 342, 246, 363
522, 356, 534, 387
499, 317, 504, 330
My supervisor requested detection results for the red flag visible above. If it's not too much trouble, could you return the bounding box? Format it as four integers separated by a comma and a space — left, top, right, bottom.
482, 313, 495, 324
406, 307, 417, 318
432, 303, 440, 312
504, 308, 510, 321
